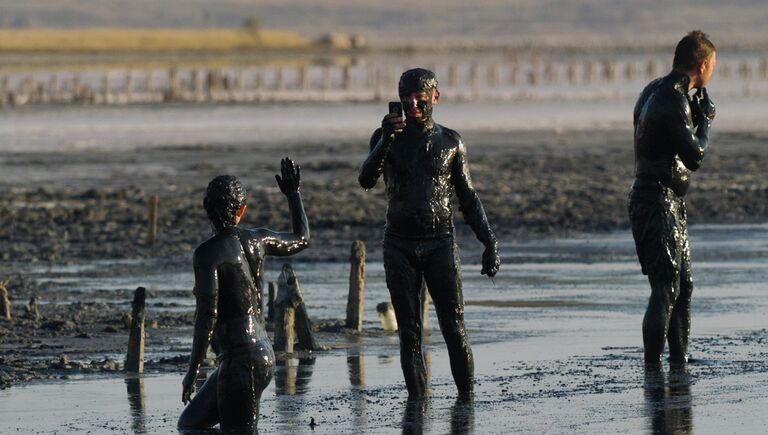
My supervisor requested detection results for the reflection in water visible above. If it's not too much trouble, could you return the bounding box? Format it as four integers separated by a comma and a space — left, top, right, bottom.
274, 357, 316, 396
402, 398, 429, 435
643, 364, 693, 434
347, 350, 367, 429
125, 374, 146, 434
347, 352, 365, 387
450, 397, 475, 435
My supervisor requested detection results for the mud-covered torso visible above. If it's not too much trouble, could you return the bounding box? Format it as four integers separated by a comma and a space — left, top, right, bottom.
633, 71, 696, 197
381, 123, 460, 238
195, 227, 268, 350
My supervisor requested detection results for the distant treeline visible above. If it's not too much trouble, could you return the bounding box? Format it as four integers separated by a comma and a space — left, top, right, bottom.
0, 28, 310, 53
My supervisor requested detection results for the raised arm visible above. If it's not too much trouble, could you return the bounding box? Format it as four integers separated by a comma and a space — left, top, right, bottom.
668, 89, 714, 171
358, 128, 387, 189
451, 136, 500, 277
182, 248, 218, 404
260, 157, 310, 257
359, 112, 404, 189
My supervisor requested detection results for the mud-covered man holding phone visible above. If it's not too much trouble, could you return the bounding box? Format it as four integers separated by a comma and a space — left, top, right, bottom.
359, 68, 500, 399
629, 31, 717, 369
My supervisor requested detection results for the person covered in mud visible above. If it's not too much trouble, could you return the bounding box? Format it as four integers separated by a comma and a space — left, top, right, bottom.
629, 31, 717, 369
358, 68, 500, 399
178, 158, 310, 432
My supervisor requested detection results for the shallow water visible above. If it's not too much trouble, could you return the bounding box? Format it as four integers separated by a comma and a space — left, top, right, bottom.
1, 224, 767, 433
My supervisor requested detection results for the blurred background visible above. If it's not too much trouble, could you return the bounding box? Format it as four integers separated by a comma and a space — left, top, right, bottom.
2, 0, 768, 108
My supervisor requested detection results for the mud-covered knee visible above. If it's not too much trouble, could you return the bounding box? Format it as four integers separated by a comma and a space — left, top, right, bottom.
399, 328, 422, 352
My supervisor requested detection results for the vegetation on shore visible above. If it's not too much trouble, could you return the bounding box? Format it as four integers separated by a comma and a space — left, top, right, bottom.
0, 28, 310, 53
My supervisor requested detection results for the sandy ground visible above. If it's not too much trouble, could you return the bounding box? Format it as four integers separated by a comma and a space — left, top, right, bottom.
1, 112, 767, 432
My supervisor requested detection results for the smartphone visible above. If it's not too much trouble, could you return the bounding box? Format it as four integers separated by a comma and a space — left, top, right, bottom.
389, 101, 403, 117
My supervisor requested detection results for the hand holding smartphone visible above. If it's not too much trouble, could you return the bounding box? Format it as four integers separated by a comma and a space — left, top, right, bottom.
382, 101, 405, 137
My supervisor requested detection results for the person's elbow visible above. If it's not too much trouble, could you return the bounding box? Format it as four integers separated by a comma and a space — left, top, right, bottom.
358, 172, 376, 189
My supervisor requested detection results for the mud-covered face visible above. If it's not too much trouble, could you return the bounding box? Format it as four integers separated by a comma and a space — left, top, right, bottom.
400, 89, 439, 123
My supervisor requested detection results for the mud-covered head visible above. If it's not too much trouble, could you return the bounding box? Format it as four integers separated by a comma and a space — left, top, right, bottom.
673, 30, 717, 88
398, 68, 440, 125
203, 175, 246, 232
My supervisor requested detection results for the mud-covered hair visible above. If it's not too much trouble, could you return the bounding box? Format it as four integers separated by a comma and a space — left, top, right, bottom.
398, 68, 438, 96
673, 30, 716, 71
203, 175, 246, 231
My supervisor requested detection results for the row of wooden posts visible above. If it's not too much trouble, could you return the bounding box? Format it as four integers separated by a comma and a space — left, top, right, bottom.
120, 239, 412, 373
4, 58, 767, 106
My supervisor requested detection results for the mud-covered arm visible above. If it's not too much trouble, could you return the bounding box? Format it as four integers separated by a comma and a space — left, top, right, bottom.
262, 157, 310, 256
358, 128, 388, 189
260, 192, 310, 256
182, 249, 218, 403
452, 138, 500, 276
668, 93, 711, 171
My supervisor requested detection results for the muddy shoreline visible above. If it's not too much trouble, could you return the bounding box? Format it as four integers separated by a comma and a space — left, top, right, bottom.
1, 128, 767, 391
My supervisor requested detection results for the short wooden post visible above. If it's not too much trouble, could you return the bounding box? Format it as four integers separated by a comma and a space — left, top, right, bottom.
567, 63, 577, 84
125, 71, 134, 102
101, 73, 110, 103
125, 287, 146, 373
25, 296, 41, 321
274, 67, 284, 90
147, 195, 159, 245
297, 65, 309, 90
321, 67, 331, 90
646, 59, 657, 80
346, 241, 365, 331
274, 264, 317, 352
447, 64, 458, 87
342, 65, 352, 90
267, 281, 277, 322
376, 302, 397, 331
0, 280, 11, 320
274, 266, 297, 353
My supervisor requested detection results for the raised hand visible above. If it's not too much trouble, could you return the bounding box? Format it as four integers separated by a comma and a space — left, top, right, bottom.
481, 246, 500, 277
275, 157, 301, 195
382, 112, 405, 138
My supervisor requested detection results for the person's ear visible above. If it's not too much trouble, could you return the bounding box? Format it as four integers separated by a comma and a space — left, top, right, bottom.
236, 204, 247, 221
432, 89, 440, 104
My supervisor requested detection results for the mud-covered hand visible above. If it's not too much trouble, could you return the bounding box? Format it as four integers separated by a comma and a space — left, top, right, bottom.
691, 88, 716, 123
181, 366, 199, 404
381, 113, 405, 139
275, 157, 301, 195
481, 246, 500, 277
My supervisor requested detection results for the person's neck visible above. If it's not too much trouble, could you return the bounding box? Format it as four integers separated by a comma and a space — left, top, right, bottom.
673, 68, 698, 91
405, 118, 434, 133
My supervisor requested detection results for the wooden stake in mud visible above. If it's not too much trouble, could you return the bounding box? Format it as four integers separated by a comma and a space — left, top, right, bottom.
147, 195, 159, 245
125, 286, 146, 373
274, 264, 318, 352
25, 296, 41, 321
376, 302, 398, 332
346, 240, 366, 331
0, 280, 11, 320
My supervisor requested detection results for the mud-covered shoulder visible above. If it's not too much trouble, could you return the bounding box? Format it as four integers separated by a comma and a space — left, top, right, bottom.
438, 124, 464, 149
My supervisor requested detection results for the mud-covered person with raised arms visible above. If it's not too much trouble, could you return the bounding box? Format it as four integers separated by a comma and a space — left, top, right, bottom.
178, 158, 309, 433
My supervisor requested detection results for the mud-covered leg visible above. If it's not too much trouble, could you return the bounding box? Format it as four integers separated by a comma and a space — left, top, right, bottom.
643, 268, 679, 367
424, 240, 474, 397
218, 352, 273, 432
177, 367, 219, 430
669, 227, 693, 363
384, 239, 427, 398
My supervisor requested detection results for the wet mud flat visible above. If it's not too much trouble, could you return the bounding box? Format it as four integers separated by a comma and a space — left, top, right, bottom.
1, 222, 767, 433
0, 128, 766, 264
1, 126, 767, 432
